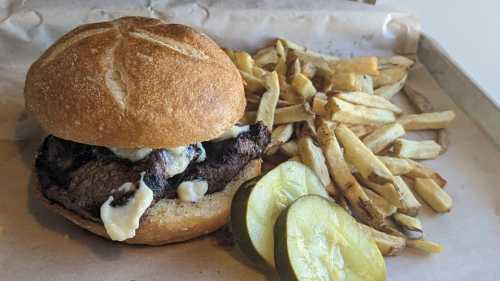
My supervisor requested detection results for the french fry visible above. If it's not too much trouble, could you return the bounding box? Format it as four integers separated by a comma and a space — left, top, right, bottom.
437, 129, 449, 155
275, 39, 287, 76
240, 71, 265, 93
363, 123, 406, 153
358, 224, 406, 256
317, 121, 385, 227
406, 239, 443, 254
277, 99, 292, 108
281, 39, 339, 63
405, 159, 447, 187
329, 72, 367, 92
378, 156, 412, 176
295, 119, 317, 139
288, 50, 333, 75
335, 92, 402, 113
393, 139, 442, 160
359, 74, 374, 94
373, 67, 407, 88
291, 73, 316, 100
234, 51, 255, 73
355, 174, 402, 207
288, 58, 301, 80
374, 74, 407, 100
378, 55, 414, 69
254, 46, 278, 66
335, 124, 395, 185
403, 85, 451, 154
297, 136, 332, 189
379, 224, 406, 238
301, 62, 316, 78
252, 66, 268, 79
274, 103, 315, 125
312, 93, 328, 116
256, 71, 280, 130
346, 123, 378, 138
279, 78, 305, 105
363, 187, 398, 217
328, 97, 396, 125
265, 124, 294, 155
398, 111, 456, 130
245, 92, 260, 104
280, 140, 299, 157
240, 111, 256, 124
414, 178, 453, 213
288, 155, 301, 162
393, 212, 423, 240
334, 57, 379, 76
222, 47, 236, 61
281, 39, 338, 73
394, 176, 421, 216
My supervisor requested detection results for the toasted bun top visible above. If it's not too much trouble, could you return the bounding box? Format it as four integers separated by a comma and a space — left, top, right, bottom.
24, 17, 245, 148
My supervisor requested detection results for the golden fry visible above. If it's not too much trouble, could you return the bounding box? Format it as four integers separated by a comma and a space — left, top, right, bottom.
297, 136, 332, 188
393, 139, 442, 160
312, 93, 328, 116
256, 72, 280, 130
407, 239, 443, 254
414, 178, 453, 213
334, 56, 379, 76
336, 92, 402, 113
234, 51, 255, 73
373, 67, 407, 88
317, 121, 385, 227
374, 74, 407, 100
291, 73, 316, 100
280, 140, 299, 157
393, 176, 421, 216
398, 111, 456, 130
274, 103, 315, 125
328, 97, 396, 125
378, 156, 412, 176
335, 124, 395, 184
254, 46, 278, 66
363, 187, 398, 217
362, 123, 406, 154
265, 124, 294, 155
358, 224, 406, 256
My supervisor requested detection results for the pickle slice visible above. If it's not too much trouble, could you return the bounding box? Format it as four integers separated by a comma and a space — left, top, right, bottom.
231, 161, 329, 268
274, 195, 386, 281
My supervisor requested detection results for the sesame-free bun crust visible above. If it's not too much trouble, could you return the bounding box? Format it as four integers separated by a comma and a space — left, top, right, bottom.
25, 17, 245, 148
33, 160, 261, 245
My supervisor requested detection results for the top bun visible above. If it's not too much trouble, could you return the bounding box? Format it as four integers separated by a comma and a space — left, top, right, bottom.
25, 17, 245, 148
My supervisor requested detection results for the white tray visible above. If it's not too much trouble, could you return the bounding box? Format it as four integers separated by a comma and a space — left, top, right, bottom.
0, 1, 499, 280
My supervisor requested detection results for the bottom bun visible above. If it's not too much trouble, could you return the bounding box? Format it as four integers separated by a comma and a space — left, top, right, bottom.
33, 159, 262, 245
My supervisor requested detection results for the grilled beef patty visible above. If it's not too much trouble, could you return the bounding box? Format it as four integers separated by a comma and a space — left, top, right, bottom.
35, 122, 270, 221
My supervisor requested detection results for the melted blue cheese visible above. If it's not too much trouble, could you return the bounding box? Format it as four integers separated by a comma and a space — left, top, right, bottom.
164, 146, 192, 176
177, 180, 208, 202
214, 125, 250, 141
109, 147, 153, 162
109, 144, 206, 171
100, 172, 153, 241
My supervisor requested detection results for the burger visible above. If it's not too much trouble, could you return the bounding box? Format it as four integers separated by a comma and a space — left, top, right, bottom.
25, 16, 270, 245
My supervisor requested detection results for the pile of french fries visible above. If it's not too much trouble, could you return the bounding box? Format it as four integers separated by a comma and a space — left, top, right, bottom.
224, 39, 456, 256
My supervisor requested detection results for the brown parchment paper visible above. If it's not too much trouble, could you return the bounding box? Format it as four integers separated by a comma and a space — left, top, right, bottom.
0, 1, 499, 281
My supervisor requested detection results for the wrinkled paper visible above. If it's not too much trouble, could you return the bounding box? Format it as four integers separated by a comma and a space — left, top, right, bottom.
0, 1, 499, 281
